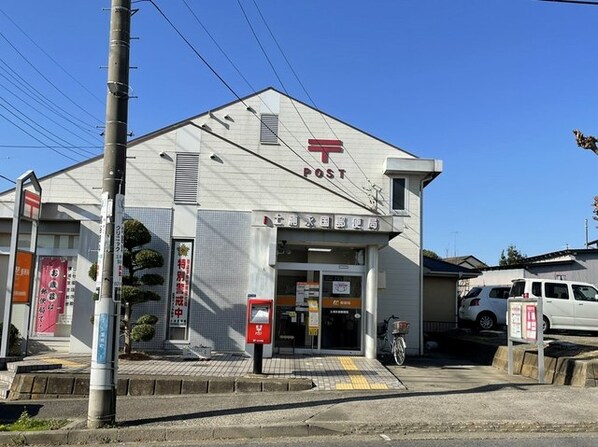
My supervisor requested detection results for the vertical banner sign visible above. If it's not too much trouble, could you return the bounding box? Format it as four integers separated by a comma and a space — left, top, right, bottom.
308, 300, 319, 335
35, 258, 68, 334
169, 241, 193, 327
95, 192, 109, 298
525, 304, 537, 341
13, 250, 34, 303
112, 194, 124, 302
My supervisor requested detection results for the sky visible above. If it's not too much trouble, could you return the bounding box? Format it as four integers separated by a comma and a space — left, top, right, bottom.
1, 0, 598, 266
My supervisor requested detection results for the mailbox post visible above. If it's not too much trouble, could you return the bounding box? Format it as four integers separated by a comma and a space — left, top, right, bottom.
246, 298, 273, 374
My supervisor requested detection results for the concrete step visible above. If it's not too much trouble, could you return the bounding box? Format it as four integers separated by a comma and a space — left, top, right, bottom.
0, 361, 63, 400
7, 362, 62, 374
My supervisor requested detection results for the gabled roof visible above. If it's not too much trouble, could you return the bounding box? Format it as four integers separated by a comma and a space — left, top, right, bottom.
482, 248, 598, 271
424, 256, 481, 279
2, 87, 419, 195
443, 255, 488, 270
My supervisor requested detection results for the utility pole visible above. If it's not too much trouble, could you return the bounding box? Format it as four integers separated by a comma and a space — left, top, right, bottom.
87, 0, 131, 429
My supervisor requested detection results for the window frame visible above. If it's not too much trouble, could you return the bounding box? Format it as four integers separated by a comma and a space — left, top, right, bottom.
390, 177, 409, 214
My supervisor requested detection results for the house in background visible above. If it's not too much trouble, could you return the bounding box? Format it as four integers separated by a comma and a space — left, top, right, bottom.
470, 248, 598, 288
444, 255, 488, 297
423, 256, 480, 332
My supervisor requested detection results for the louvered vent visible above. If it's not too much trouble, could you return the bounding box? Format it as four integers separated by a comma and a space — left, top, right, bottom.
260, 114, 279, 144
174, 153, 199, 203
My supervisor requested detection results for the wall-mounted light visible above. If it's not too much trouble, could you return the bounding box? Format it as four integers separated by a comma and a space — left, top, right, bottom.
308, 248, 332, 252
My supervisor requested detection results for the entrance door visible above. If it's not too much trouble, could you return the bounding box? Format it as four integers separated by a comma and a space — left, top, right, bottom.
320, 274, 363, 353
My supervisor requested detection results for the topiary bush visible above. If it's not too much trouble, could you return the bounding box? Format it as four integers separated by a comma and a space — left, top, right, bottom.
130, 314, 158, 343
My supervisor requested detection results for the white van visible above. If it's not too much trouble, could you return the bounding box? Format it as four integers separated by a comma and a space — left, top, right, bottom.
509, 278, 598, 332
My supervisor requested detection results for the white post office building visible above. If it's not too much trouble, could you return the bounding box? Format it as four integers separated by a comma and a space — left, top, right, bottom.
0, 88, 442, 358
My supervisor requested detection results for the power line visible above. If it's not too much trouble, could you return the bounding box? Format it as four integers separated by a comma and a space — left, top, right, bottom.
0, 79, 103, 150
193, 122, 376, 213
250, 0, 379, 200
182, 0, 363, 200
538, 0, 598, 5
0, 8, 105, 106
146, 0, 371, 209
0, 144, 101, 149
0, 61, 103, 138
0, 110, 79, 162
180, 0, 256, 91
0, 174, 15, 184
236, 0, 373, 205
0, 96, 95, 158
0, 30, 104, 125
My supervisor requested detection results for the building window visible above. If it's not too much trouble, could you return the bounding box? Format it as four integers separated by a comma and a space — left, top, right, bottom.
174, 153, 199, 203
260, 114, 279, 144
391, 178, 407, 212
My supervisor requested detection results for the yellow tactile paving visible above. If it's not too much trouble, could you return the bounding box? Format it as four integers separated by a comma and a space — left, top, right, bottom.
39, 357, 85, 368
335, 357, 388, 390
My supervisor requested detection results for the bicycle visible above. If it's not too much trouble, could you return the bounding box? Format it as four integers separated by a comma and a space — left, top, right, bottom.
377, 315, 409, 366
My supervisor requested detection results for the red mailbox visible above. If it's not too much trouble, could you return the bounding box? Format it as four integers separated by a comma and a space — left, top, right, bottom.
246, 298, 273, 344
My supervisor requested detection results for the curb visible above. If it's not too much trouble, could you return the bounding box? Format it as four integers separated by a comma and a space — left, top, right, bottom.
3, 420, 598, 445
7, 374, 314, 400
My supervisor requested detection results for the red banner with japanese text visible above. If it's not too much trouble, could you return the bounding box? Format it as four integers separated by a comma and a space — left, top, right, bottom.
169, 241, 193, 328
35, 258, 67, 334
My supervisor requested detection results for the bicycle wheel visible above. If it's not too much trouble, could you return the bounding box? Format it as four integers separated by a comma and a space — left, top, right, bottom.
391, 335, 406, 366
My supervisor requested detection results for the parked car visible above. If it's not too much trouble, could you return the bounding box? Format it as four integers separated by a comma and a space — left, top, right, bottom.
458, 285, 511, 330
509, 278, 598, 332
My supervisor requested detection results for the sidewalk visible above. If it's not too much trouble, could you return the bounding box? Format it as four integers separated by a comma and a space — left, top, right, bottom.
2, 352, 598, 445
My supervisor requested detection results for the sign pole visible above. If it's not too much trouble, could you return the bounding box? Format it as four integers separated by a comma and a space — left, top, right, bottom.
1, 171, 41, 368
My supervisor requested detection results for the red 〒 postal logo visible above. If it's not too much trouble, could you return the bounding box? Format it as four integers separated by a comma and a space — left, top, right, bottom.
307, 139, 343, 163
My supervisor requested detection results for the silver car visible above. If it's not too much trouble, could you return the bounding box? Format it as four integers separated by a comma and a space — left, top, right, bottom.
458, 285, 511, 330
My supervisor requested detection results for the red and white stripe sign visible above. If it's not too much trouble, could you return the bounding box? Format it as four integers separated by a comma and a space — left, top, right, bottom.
22, 190, 41, 221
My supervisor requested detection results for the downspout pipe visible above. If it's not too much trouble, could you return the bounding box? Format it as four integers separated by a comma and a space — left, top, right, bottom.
419, 173, 435, 356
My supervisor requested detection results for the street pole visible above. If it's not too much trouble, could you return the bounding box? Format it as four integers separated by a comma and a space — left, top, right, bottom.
87, 0, 131, 429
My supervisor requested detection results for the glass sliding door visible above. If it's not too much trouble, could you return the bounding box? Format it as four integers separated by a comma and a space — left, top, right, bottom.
275, 270, 320, 350
320, 274, 363, 353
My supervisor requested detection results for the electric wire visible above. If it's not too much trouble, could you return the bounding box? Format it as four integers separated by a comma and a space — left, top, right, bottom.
0, 174, 15, 184
146, 0, 371, 209
0, 110, 79, 162
0, 144, 101, 149
236, 0, 376, 208
0, 96, 96, 158
0, 61, 103, 139
0, 8, 105, 106
180, 0, 255, 91
181, 0, 366, 203
0, 80, 103, 151
0, 100, 91, 159
192, 122, 375, 214
0, 30, 104, 126
250, 0, 376, 194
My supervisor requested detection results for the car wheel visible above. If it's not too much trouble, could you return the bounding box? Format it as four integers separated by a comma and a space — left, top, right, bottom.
476, 312, 496, 330
542, 316, 550, 333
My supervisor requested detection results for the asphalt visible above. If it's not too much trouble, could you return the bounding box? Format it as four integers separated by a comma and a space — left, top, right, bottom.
2, 348, 598, 445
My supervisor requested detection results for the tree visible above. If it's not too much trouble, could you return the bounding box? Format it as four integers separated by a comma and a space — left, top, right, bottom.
423, 249, 440, 260
89, 219, 164, 357
499, 245, 526, 266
